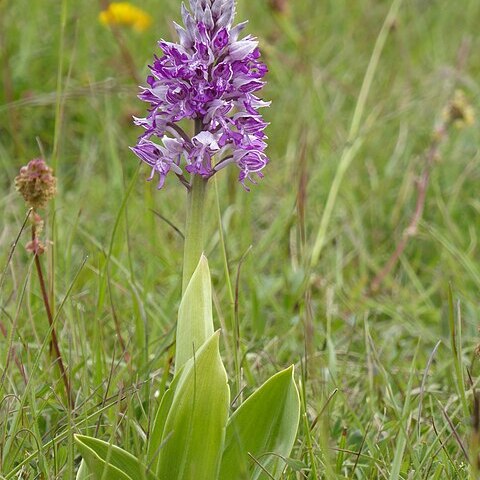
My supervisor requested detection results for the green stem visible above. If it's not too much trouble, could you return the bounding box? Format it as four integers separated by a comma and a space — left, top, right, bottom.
310, 0, 403, 268
182, 174, 208, 293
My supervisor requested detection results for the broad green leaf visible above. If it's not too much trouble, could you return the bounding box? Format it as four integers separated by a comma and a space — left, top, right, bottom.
219, 366, 300, 480
175, 255, 214, 372
76, 460, 92, 480
74, 435, 156, 480
147, 368, 183, 471
157, 331, 230, 480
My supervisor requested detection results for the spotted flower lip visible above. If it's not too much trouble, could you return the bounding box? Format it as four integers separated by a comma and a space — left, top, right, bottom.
132, 0, 269, 189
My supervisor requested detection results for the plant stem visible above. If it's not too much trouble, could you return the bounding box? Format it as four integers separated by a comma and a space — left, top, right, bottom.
182, 175, 208, 293
369, 40, 471, 293
369, 122, 449, 293
182, 119, 208, 293
32, 225, 74, 410
310, 0, 403, 269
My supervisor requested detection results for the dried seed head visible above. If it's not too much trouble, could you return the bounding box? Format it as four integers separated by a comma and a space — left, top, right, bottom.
15, 158, 57, 209
443, 90, 475, 128
26, 209, 47, 256
26, 237, 46, 256
268, 0, 289, 14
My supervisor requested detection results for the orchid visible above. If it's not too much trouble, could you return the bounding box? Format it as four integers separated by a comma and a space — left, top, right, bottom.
76, 2, 299, 479
132, 0, 270, 189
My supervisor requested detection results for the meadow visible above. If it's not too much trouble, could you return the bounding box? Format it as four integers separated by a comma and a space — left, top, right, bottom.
1, 0, 480, 478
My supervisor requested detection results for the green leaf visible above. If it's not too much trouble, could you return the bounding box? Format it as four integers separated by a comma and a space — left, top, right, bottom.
219, 366, 300, 480
175, 255, 214, 372
282, 457, 309, 472
76, 460, 92, 480
157, 331, 230, 480
74, 435, 156, 480
147, 368, 183, 472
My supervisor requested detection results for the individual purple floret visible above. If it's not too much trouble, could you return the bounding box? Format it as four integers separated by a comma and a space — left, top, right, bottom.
131, 0, 269, 189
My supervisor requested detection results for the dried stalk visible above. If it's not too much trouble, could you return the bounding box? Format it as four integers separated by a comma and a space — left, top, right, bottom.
32, 225, 75, 409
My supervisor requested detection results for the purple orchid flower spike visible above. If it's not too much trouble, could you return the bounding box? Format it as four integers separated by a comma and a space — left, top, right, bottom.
132, 0, 269, 190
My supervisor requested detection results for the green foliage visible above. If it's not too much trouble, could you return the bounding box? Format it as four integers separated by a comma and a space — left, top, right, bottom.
74, 436, 156, 480
220, 366, 300, 480
155, 332, 230, 479
147, 240, 218, 474
76, 257, 299, 479
146, 375, 178, 470
75, 460, 91, 480
175, 255, 214, 371
77, 351, 299, 480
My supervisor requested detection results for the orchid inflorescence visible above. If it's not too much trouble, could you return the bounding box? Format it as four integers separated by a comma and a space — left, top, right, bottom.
131, 0, 269, 190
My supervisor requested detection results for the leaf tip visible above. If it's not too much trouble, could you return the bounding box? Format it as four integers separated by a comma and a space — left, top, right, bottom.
74, 434, 86, 445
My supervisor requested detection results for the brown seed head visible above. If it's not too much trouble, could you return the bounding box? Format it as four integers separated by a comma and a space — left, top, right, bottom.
15, 158, 57, 209
26, 238, 46, 256
443, 90, 475, 128
268, 0, 289, 14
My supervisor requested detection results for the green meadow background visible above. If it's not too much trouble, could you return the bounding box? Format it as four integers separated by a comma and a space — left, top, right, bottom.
1, 0, 480, 477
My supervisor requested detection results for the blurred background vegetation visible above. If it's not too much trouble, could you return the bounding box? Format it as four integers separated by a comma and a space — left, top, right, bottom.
1, 0, 480, 477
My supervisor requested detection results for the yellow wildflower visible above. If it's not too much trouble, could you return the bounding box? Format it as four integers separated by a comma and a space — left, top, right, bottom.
442, 89, 475, 128
99, 2, 152, 32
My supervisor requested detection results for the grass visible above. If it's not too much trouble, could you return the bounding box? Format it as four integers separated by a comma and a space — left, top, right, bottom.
1, 0, 480, 478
